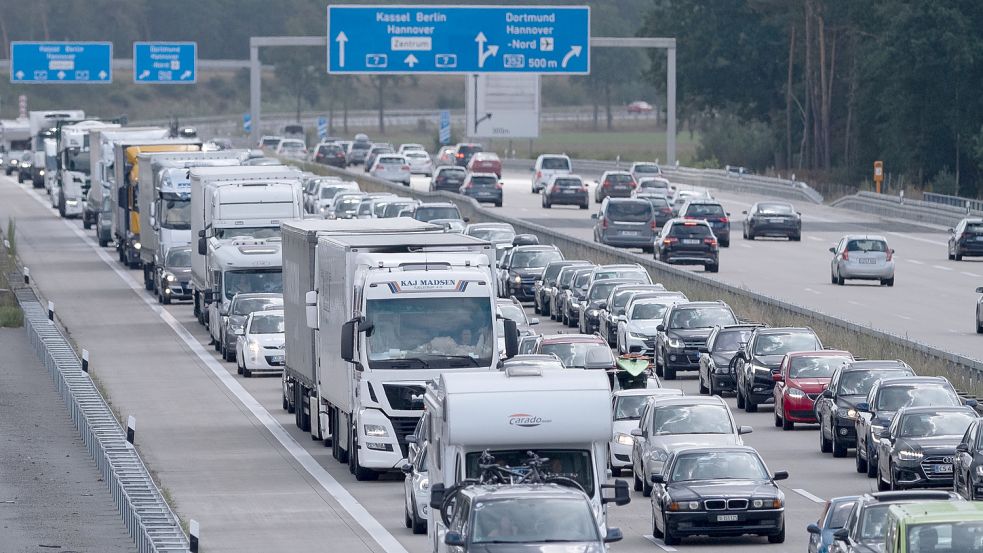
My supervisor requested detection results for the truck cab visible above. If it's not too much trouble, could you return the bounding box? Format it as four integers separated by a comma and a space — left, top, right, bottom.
58, 120, 121, 219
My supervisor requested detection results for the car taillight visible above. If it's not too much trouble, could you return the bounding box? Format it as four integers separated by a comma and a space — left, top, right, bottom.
663, 237, 679, 246
630, 180, 638, 188
579, 185, 588, 192
960, 233, 971, 242
601, 217, 609, 229
496, 182, 504, 189
704, 237, 718, 247
603, 180, 611, 188
465, 183, 474, 189
885, 249, 893, 262
457, 153, 464, 158
536, 170, 542, 180
402, 165, 411, 171
841, 250, 849, 261
719, 217, 729, 223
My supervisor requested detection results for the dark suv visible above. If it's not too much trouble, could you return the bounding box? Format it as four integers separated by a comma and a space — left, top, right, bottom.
594, 171, 637, 202
501, 245, 564, 301
732, 327, 822, 412
453, 143, 483, 167
577, 278, 636, 335
534, 260, 589, 316
430, 165, 467, 192
592, 198, 658, 251
698, 324, 764, 396
459, 173, 502, 207
814, 360, 916, 458
313, 143, 347, 168
948, 217, 983, 260
655, 219, 720, 272
559, 267, 595, 327
679, 199, 731, 247
655, 301, 738, 380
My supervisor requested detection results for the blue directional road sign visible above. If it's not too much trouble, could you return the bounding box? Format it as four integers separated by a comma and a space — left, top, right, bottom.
10, 42, 113, 83
317, 116, 329, 140
439, 110, 451, 144
133, 42, 197, 84
327, 5, 589, 74
243, 113, 252, 134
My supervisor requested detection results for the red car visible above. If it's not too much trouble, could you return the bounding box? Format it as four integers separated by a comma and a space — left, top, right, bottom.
627, 101, 654, 114
773, 350, 854, 430
467, 152, 502, 178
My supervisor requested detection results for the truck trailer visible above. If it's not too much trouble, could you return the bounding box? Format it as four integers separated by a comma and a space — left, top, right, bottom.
28, 110, 84, 187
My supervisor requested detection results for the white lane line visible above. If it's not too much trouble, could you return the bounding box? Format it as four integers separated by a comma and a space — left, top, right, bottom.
961, 271, 981, 278
644, 535, 678, 551
896, 314, 913, 321
808, 236, 824, 242
22, 186, 410, 553
793, 488, 826, 504
887, 231, 947, 246
804, 288, 821, 295
848, 300, 863, 306
908, 259, 924, 265
740, 243, 752, 249
933, 265, 954, 272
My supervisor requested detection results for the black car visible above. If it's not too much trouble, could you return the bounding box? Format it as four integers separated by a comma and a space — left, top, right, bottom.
876, 406, 977, 491
346, 140, 372, 165
655, 219, 720, 272
954, 416, 983, 500
430, 165, 467, 192
534, 260, 589, 317
156, 245, 192, 305
594, 170, 637, 203
638, 195, 674, 229
655, 301, 738, 380
542, 174, 589, 209
313, 143, 347, 168
501, 245, 563, 302
733, 327, 822, 413
459, 173, 502, 207
743, 202, 801, 241
577, 279, 637, 335
830, 490, 962, 553
679, 199, 731, 247
598, 284, 667, 346
854, 376, 964, 478
815, 360, 916, 458
592, 198, 658, 251
452, 142, 483, 167
947, 217, 983, 260
698, 324, 764, 396
560, 267, 595, 327
650, 446, 787, 545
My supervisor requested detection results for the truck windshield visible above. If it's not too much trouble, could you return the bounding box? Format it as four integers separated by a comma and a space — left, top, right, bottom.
224, 270, 282, 300
65, 150, 91, 174
160, 198, 190, 229
365, 297, 493, 369
465, 449, 595, 497
471, 497, 599, 544
213, 227, 281, 240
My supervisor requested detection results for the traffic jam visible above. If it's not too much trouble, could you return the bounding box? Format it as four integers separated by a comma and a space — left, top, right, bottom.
4, 111, 983, 553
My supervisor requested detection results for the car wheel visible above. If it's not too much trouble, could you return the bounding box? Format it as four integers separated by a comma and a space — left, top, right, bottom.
836, 274, 845, 286
663, 364, 676, 380
767, 522, 786, 544
706, 263, 719, 273
404, 502, 413, 529
956, 253, 963, 261
495, 201, 502, 207
736, 387, 746, 409
746, 229, 755, 240
949, 248, 955, 261
720, 239, 729, 248
544, 199, 551, 209
832, 432, 848, 458
820, 420, 832, 453
831, 272, 837, 285
580, 203, 589, 210
782, 413, 794, 431
611, 465, 622, 478
744, 393, 757, 413
774, 411, 782, 427
411, 502, 427, 535
642, 477, 653, 497
856, 445, 868, 473
890, 463, 902, 491
662, 517, 680, 546
633, 469, 643, 492
237, 356, 244, 375
791, 234, 801, 242
866, 446, 878, 478
877, 464, 891, 491
707, 375, 716, 396
976, 316, 983, 334
883, 277, 894, 287
698, 374, 708, 394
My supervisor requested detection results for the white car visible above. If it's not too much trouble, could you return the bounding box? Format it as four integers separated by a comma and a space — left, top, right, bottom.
235, 309, 285, 377
610, 388, 683, 476
314, 180, 360, 216
617, 295, 686, 355
404, 150, 434, 176
531, 154, 572, 193
635, 177, 674, 200
369, 154, 412, 186
275, 139, 308, 160
629, 161, 663, 183
401, 440, 429, 534
398, 143, 426, 154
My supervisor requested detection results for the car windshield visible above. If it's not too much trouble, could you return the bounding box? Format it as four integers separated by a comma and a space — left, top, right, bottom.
471, 176, 498, 187
752, 332, 820, 356
669, 223, 712, 238
542, 263, 576, 283
365, 297, 493, 369
789, 356, 852, 378
611, 290, 641, 313
876, 385, 959, 410
594, 269, 649, 282
539, 342, 610, 368
414, 207, 460, 221
615, 395, 651, 420
383, 202, 415, 218
670, 451, 767, 482
541, 157, 570, 170
652, 404, 733, 435
160, 198, 190, 229
846, 239, 888, 252
573, 273, 591, 289
352, 142, 371, 151
261, 138, 280, 147
906, 521, 983, 552
164, 248, 191, 268
630, 302, 669, 320
471, 497, 599, 544
640, 180, 669, 190
512, 250, 562, 269
406, 152, 428, 159
859, 504, 891, 541
713, 329, 754, 352
588, 282, 622, 302
837, 368, 913, 396
466, 449, 595, 497
634, 164, 660, 175
377, 156, 403, 165
498, 304, 527, 325
334, 196, 364, 213
554, 178, 582, 188
758, 203, 794, 215
900, 411, 975, 438
224, 271, 282, 300
212, 227, 280, 240
249, 314, 284, 334
668, 307, 737, 329
439, 168, 466, 178
686, 203, 726, 218
604, 173, 634, 185
828, 501, 856, 529
232, 297, 280, 316
280, 142, 305, 151
607, 201, 653, 222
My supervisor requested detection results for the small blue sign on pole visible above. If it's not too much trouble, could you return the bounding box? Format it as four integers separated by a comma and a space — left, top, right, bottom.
317, 116, 329, 140
243, 113, 252, 135
439, 110, 451, 145
11, 42, 113, 83
133, 42, 197, 84
327, 5, 589, 74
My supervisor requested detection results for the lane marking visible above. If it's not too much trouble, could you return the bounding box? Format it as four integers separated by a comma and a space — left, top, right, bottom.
793, 488, 826, 504
808, 236, 824, 242
887, 231, 947, 246
740, 243, 752, 249
933, 265, 954, 272
804, 288, 821, 295
20, 185, 410, 553
848, 300, 863, 306
908, 259, 924, 265
895, 314, 913, 321
961, 271, 981, 278
644, 535, 678, 551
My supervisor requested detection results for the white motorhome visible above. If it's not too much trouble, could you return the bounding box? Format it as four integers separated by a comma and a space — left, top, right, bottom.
28, 110, 85, 187
43, 137, 58, 203
281, 219, 514, 481
423, 367, 626, 552
188, 165, 303, 328
0, 119, 31, 176
58, 120, 121, 218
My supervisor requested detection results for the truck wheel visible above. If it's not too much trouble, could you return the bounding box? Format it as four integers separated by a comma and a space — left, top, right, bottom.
98, 236, 109, 247
143, 267, 154, 291
350, 437, 379, 481
83, 215, 92, 230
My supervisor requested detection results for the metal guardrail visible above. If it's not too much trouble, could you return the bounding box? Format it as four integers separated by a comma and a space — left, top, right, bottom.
923, 192, 983, 214
832, 191, 980, 228
10, 274, 189, 553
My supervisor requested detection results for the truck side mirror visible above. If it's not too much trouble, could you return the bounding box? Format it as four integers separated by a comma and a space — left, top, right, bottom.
604, 528, 624, 543
340, 319, 356, 363
305, 290, 319, 330
198, 236, 207, 256
601, 479, 631, 506
503, 318, 519, 358
202, 290, 214, 304
429, 483, 446, 509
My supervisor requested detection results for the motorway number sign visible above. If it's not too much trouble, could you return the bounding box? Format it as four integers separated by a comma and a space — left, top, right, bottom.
327, 5, 590, 74
11, 42, 112, 83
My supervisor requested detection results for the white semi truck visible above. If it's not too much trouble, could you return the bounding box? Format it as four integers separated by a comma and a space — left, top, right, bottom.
0, 118, 31, 176
189, 165, 304, 329
281, 218, 516, 481
136, 150, 249, 291
28, 110, 84, 187
57, 120, 121, 218
423, 366, 629, 553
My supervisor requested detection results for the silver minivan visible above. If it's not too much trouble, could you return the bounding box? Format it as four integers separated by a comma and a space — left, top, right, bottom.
592, 198, 658, 252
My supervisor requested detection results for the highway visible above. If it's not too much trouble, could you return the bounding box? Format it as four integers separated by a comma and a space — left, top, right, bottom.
1, 167, 904, 553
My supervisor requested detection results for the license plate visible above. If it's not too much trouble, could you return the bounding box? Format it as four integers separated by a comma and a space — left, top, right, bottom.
857, 258, 877, 264
769, 218, 784, 223
976, 236, 983, 241
621, 231, 640, 236
717, 514, 739, 522
682, 239, 700, 245
934, 464, 953, 474
563, 189, 576, 194
271, 355, 285, 363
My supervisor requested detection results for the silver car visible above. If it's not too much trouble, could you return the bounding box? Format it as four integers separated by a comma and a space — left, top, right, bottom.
829, 235, 895, 286
630, 395, 752, 497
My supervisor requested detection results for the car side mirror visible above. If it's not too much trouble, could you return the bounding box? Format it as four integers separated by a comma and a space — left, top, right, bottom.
957, 443, 970, 453
741, 210, 748, 215
340, 319, 356, 363
738, 425, 753, 435
198, 236, 207, 256
878, 429, 891, 439
807, 523, 822, 535
977, 287, 983, 294
630, 428, 644, 437
463, 217, 470, 223
604, 527, 624, 543
444, 531, 466, 547
828, 246, 836, 254
529, 318, 540, 325
949, 228, 956, 234
856, 402, 870, 413
833, 528, 849, 542
772, 373, 784, 382
965, 399, 979, 408
657, 324, 665, 332
821, 389, 833, 398
649, 473, 665, 484
726, 212, 731, 216
429, 483, 445, 509
590, 213, 598, 219
401, 463, 414, 475
772, 471, 789, 481
406, 435, 417, 444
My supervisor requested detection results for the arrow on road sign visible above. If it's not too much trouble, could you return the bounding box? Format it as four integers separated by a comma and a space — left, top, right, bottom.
138, 70, 150, 80
561, 45, 583, 68
98, 70, 108, 80
336, 32, 348, 68
404, 54, 419, 68
57, 71, 66, 80
179, 70, 192, 80
14, 70, 24, 80
475, 32, 499, 68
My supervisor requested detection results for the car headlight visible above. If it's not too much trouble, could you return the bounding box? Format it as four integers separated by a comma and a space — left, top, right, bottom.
615, 433, 634, 446
898, 450, 923, 461
751, 498, 783, 509
229, 322, 245, 334
870, 424, 886, 437
786, 387, 806, 399
668, 499, 701, 511
419, 477, 429, 491
587, 309, 599, 317
133, 241, 141, 250
164, 272, 176, 282
975, 465, 983, 478
837, 407, 858, 420
628, 331, 647, 340
248, 341, 260, 359
666, 336, 684, 349
513, 275, 522, 284
39, 169, 45, 176
364, 424, 389, 437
